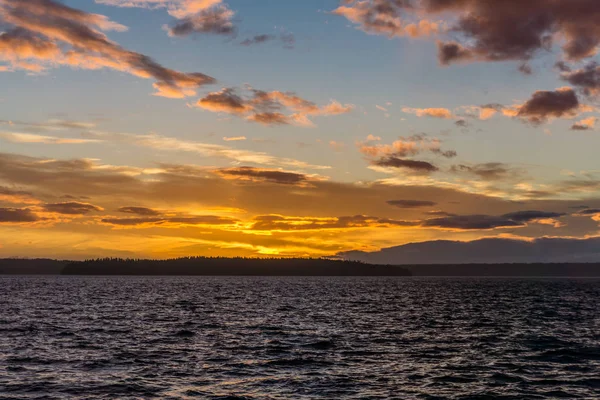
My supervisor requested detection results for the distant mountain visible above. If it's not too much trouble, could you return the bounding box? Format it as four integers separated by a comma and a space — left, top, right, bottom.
337, 237, 600, 265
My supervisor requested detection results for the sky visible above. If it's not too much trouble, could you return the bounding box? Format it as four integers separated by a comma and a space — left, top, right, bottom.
2, 0, 600, 260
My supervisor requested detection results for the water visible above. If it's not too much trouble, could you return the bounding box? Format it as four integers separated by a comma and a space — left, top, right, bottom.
1, 276, 599, 399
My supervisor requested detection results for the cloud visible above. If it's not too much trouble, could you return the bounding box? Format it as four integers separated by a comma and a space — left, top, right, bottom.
424, 210, 456, 217
240, 32, 295, 49
422, 210, 566, 231
166, 4, 235, 37
118, 206, 161, 216
512, 87, 584, 124
459, 104, 505, 120
215, 167, 310, 185
387, 200, 437, 208
4, 149, 600, 258
518, 63, 533, 75
0, 118, 97, 132
84, 131, 331, 170
438, 41, 474, 65
0, 207, 40, 223
250, 214, 417, 232
247, 112, 290, 126
101, 214, 239, 227
332, 1, 439, 38
0, 186, 38, 204
240, 34, 275, 46
358, 133, 456, 159
42, 201, 103, 215
572, 207, 600, 223
0, 131, 100, 144
402, 107, 454, 119
574, 208, 600, 216
335, 1, 600, 65
97, 0, 235, 38
561, 62, 600, 97
422, 214, 524, 230
450, 163, 516, 181
0, 0, 216, 98
571, 117, 597, 131
194, 87, 354, 126
196, 88, 252, 114
501, 210, 566, 222
373, 157, 439, 173
223, 136, 246, 141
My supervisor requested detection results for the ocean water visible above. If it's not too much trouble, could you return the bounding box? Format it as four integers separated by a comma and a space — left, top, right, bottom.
1, 276, 599, 399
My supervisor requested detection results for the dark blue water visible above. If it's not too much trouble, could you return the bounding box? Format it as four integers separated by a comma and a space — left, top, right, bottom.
1, 276, 599, 399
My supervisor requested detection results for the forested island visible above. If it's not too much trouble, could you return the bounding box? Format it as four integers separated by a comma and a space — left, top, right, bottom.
61, 257, 412, 276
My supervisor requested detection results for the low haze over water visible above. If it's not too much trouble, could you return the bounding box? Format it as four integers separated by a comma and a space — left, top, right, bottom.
2, 276, 599, 399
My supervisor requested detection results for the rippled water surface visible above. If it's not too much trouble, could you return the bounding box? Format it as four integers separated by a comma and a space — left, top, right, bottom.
1, 276, 600, 399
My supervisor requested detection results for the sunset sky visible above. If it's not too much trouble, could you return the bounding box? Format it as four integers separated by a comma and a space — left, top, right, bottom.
2, 0, 600, 259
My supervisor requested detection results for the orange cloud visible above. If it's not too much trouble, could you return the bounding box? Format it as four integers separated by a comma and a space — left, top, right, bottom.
195, 87, 353, 127
402, 107, 454, 119
0, 0, 215, 97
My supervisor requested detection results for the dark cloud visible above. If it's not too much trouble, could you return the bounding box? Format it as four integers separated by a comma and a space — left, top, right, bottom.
431, 148, 457, 158
438, 41, 473, 65
387, 200, 437, 208
102, 215, 239, 227
570, 205, 590, 210
373, 157, 439, 172
561, 62, 600, 96
555, 61, 572, 72
118, 206, 161, 216
450, 163, 514, 181
455, 119, 468, 127
516, 88, 581, 124
167, 6, 236, 37
195, 87, 351, 126
240, 32, 296, 49
501, 210, 566, 222
240, 34, 275, 46
574, 208, 600, 216
422, 209, 566, 230
0, 186, 32, 197
247, 112, 290, 125
519, 63, 533, 75
427, 0, 600, 62
43, 202, 102, 215
0, 207, 39, 223
337, 1, 600, 64
196, 88, 250, 114
422, 214, 524, 230
571, 122, 593, 130
424, 210, 457, 217
216, 167, 308, 185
